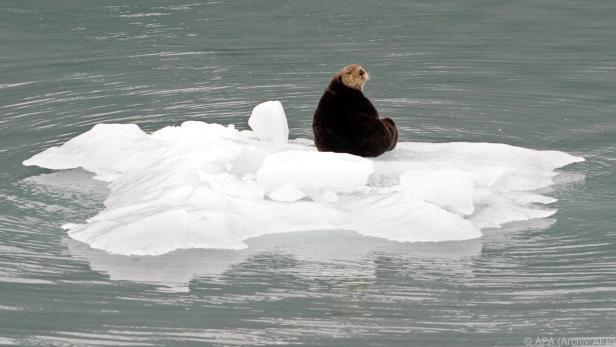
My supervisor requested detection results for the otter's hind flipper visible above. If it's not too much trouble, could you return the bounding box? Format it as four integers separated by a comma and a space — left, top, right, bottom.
381, 117, 398, 151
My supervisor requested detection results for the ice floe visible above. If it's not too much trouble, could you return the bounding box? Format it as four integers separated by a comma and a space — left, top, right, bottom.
23, 101, 584, 255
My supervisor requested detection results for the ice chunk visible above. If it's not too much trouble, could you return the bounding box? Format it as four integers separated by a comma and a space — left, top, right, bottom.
198, 172, 265, 200
400, 169, 475, 215
23, 123, 162, 181
248, 100, 289, 143
343, 192, 481, 242
22, 110, 585, 256
309, 190, 339, 203
469, 191, 557, 229
256, 150, 373, 193
267, 183, 306, 202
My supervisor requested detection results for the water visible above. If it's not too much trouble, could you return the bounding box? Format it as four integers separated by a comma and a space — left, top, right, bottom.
1, 1, 615, 346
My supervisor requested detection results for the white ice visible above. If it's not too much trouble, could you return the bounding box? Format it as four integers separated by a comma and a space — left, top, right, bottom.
248, 100, 289, 143
23, 101, 584, 256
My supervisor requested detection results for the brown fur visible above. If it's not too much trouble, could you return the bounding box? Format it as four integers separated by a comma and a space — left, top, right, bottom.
312, 64, 398, 157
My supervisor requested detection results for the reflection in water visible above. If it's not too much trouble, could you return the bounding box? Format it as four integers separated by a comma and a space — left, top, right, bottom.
65, 238, 246, 291
65, 231, 484, 292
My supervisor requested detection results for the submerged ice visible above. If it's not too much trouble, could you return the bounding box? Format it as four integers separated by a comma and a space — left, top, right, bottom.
23, 101, 584, 255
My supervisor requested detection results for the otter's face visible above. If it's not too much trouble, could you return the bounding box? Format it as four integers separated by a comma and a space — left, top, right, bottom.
340, 64, 369, 91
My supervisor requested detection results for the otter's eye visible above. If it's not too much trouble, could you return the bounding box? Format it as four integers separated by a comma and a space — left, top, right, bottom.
359, 69, 364, 76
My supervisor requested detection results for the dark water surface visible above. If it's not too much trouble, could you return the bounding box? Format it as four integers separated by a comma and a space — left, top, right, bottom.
1, 1, 615, 346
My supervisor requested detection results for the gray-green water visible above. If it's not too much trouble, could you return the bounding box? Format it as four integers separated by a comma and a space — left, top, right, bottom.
1, 1, 615, 346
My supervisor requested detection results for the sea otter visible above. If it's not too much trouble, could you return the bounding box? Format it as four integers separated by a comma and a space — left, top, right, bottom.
312, 64, 398, 157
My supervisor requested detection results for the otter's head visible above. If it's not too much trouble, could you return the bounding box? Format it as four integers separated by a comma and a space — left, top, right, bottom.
338, 64, 369, 91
